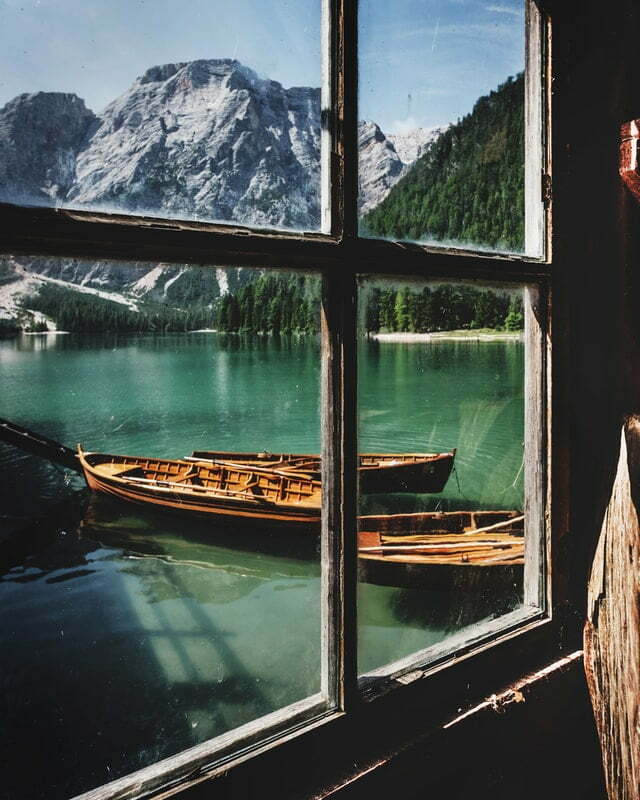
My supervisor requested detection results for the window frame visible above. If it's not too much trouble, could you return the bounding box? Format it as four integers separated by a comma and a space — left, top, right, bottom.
0, 2, 559, 799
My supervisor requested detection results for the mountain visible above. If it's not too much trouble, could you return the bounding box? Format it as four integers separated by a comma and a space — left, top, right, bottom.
0, 65, 427, 329
0, 58, 447, 328
0, 92, 97, 206
0, 60, 424, 229
358, 122, 405, 215
358, 123, 445, 215
362, 74, 525, 251
1, 60, 322, 231
67, 60, 323, 230
387, 127, 447, 167
0, 254, 251, 325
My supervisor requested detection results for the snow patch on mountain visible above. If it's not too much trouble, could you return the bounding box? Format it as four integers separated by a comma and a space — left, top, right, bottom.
130, 266, 164, 296
216, 268, 230, 296
164, 269, 187, 295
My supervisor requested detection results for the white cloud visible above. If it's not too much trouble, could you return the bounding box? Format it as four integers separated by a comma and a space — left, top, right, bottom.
389, 21, 519, 44
388, 117, 448, 135
389, 116, 421, 135
485, 4, 522, 16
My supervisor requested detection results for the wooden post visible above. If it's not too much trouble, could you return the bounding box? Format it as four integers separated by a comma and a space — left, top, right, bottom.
584, 417, 640, 800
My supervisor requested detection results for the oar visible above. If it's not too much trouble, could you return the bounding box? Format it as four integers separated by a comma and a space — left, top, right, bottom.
358, 538, 523, 554
461, 514, 524, 535
0, 416, 82, 472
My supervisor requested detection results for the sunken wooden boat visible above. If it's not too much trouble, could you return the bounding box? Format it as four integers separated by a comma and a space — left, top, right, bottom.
357, 510, 524, 590
190, 449, 456, 494
77, 447, 321, 530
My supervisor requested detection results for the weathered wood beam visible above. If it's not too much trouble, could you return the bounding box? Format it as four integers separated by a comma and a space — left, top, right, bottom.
620, 120, 640, 203
584, 417, 640, 800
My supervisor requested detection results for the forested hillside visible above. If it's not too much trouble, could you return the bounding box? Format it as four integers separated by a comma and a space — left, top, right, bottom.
22, 284, 214, 333
19, 275, 321, 335
362, 74, 524, 251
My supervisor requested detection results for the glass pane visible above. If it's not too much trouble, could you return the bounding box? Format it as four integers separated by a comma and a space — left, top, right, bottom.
357, 277, 529, 676
359, 0, 527, 254
0, 255, 323, 798
0, 1, 323, 232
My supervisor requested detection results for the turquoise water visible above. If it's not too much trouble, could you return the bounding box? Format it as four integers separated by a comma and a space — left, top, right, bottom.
0, 332, 523, 799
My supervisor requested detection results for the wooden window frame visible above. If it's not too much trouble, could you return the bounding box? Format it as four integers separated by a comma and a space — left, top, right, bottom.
0, 2, 564, 799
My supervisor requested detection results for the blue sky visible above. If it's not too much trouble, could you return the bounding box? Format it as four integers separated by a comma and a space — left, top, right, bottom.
0, 0, 322, 112
359, 0, 524, 132
0, 0, 522, 132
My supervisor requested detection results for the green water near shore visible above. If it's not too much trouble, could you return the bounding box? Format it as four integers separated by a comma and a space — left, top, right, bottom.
0, 332, 523, 799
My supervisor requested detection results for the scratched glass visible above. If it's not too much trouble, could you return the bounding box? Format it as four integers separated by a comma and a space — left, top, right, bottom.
0, 255, 323, 799
356, 276, 527, 677
0, 0, 323, 232
358, 0, 527, 254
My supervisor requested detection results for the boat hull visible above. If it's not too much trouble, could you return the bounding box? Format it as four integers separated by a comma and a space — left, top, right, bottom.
358, 558, 523, 592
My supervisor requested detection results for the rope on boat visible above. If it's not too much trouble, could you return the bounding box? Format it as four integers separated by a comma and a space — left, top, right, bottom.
498, 454, 525, 497
453, 455, 525, 503
452, 463, 473, 503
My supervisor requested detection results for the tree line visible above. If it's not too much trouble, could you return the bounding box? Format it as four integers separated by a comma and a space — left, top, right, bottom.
364, 285, 523, 333
19, 278, 522, 335
217, 273, 320, 334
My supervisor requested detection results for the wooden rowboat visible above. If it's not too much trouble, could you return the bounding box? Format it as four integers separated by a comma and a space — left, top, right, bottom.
77, 447, 321, 529
76, 447, 523, 587
357, 510, 524, 589
190, 449, 456, 494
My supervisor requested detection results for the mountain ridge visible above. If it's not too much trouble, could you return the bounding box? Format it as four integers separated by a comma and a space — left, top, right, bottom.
0, 60, 521, 329
0, 57, 429, 325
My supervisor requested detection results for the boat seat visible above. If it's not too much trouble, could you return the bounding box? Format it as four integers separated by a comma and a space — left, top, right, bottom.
167, 467, 204, 486
113, 466, 146, 479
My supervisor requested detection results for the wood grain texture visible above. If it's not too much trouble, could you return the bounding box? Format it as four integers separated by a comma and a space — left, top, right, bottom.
584, 418, 640, 800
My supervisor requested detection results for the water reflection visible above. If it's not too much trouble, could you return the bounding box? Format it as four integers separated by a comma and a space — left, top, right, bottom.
0, 495, 321, 799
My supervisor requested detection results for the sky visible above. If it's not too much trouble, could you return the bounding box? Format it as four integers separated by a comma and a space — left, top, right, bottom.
359, 0, 524, 132
0, 0, 523, 132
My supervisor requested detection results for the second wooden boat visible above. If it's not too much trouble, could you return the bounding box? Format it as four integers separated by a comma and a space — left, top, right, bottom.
190, 449, 456, 494
357, 510, 524, 589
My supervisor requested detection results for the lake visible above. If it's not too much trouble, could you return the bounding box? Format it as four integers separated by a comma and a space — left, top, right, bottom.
0, 332, 524, 799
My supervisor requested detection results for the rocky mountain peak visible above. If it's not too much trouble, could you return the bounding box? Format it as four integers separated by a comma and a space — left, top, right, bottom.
358, 121, 404, 215
0, 59, 429, 226
0, 91, 97, 205
388, 126, 447, 166
62, 58, 322, 228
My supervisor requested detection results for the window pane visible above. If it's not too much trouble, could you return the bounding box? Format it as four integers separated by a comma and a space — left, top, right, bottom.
0, 1, 323, 232
0, 255, 324, 798
357, 277, 533, 676
358, 0, 528, 254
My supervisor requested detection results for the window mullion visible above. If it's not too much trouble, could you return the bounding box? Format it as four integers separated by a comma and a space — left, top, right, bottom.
337, 0, 358, 241
321, 268, 359, 710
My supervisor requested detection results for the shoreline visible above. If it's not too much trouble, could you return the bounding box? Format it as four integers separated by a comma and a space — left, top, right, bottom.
369, 330, 523, 343
23, 330, 70, 335
3, 328, 523, 341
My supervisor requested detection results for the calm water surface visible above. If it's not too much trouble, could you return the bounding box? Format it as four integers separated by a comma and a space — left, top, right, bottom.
0, 332, 523, 799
